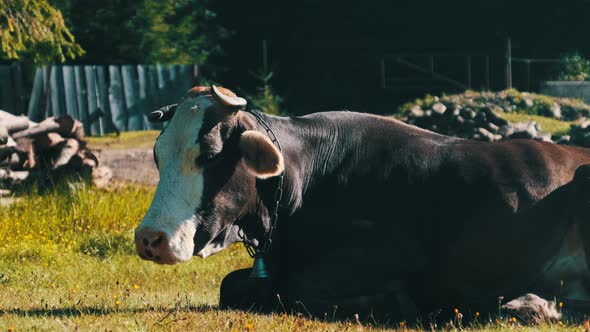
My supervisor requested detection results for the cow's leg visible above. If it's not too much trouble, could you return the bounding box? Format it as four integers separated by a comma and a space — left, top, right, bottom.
219, 268, 275, 312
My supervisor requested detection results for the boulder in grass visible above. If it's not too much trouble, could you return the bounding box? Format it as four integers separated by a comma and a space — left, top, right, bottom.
431, 102, 447, 115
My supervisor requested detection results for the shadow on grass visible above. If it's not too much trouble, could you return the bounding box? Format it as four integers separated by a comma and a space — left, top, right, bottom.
0, 304, 218, 318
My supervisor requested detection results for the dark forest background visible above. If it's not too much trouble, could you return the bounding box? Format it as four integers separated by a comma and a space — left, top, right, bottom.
33, 0, 590, 114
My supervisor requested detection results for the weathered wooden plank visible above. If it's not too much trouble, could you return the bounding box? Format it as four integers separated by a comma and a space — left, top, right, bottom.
62, 66, 79, 120
11, 64, 25, 115
156, 64, 170, 105
84, 66, 100, 135
122, 65, 143, 131
49, 65, 66, 117
179, 64, 193, 96
137, 65, 151, 129
146, 65, 162, 130
96, 66, 116, 134
27, 67, 46, 121
168, 65, 180, 101
74, 66, 90, 134
0, 65, 15, 114
108, 65, 127, 131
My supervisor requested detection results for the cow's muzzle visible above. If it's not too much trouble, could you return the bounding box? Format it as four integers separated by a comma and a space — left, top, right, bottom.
134, 228, 180, 264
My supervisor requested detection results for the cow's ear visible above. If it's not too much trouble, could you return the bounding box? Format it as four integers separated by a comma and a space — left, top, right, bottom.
239, 130, 284, 179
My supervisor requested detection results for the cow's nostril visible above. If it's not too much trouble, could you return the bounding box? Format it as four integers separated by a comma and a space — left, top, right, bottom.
145, 250, 153, 258
143, 238, 148, 246
152, 236, 163, 247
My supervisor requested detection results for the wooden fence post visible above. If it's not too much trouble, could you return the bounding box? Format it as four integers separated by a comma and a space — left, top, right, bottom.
108, 65, 128, 131
122, 65, 142, 131
96, 66, 115, 134
74, 66, 89, 134
62, 66, 79, 120
84, 66, 101, 135
146, 65, 161, 130
137, 65, 151, 129
49, 66, 66, 117
27, 67, 45, 121
156, 64, 170, 106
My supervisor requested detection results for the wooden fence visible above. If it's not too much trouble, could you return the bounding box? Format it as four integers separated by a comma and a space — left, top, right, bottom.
0, 64, 196, 135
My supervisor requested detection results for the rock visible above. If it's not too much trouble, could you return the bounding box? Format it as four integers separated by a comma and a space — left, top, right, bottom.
535, 132, 553, 143
408, 106, 425, 118
476, 127, 495, 142
474, 111, 487, 124
509, 122, 538, 139
555, 135, 571, 145
580, 120, 590, 130
498, 125, 514, 137
425, 110, 432, 117
486, 122, 500, 133
454, 115, 465, 125
460, 108, 477, 119
548, 103, 562, 119
451, 108, 461, 116
524, 98, 534, 108
479, 106, 509, 126
92, 166, 113, 189
501, 293, 560, 324
432, 102, 447, 115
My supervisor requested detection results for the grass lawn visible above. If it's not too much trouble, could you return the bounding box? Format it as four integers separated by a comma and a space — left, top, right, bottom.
0, 182, 583, 331
86, 131, 161, 150
496, 113, 579, 137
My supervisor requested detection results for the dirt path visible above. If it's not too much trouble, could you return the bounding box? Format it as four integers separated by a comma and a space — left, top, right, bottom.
93, 148, 159, 186
87, 131, 160, 186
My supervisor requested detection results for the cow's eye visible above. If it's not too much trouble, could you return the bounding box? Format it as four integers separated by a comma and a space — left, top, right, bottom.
196, 151, 218, 167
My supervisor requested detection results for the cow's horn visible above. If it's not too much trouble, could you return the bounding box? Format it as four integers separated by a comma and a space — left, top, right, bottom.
211, 85, 247, 108
148, 104, 177, 123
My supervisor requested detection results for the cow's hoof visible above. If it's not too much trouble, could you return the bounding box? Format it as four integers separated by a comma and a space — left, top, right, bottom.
220, 268, 275, 312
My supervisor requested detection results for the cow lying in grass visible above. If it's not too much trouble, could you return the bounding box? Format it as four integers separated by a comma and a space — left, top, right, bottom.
134, 85, 590, 322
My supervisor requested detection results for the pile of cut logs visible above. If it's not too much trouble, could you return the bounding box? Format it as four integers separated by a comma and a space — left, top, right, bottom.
0, 110, 111, 188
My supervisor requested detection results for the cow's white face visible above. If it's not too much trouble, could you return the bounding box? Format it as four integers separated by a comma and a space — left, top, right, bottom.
135, 98, 208, 263
134, 86, 285, 265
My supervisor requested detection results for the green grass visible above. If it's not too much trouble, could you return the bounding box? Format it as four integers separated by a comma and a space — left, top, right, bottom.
0, 181, 584, 330
86, 131, 161, 149
497, 112, 579, 137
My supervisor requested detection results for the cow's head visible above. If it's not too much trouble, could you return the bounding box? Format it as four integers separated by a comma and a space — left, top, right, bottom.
134, 86, 284, 264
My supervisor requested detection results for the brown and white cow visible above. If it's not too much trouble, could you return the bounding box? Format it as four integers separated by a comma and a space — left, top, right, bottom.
135, 85, 590, 321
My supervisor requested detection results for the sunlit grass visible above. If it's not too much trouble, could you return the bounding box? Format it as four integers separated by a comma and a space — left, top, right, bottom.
86, 130, 161, 149
497, 112, 579, 137
0, 181, 585, 330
